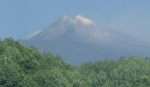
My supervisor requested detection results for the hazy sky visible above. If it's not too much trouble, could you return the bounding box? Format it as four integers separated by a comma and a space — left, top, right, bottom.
0, 0, 150, 42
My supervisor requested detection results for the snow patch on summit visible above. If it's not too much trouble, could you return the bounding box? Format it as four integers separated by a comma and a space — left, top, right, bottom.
72, 15, 96, 25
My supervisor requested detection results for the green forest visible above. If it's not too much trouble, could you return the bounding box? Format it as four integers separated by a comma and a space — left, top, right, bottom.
0, 38, 150, 87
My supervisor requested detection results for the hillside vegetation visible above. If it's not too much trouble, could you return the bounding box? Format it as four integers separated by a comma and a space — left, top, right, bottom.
0, 38, 150, 87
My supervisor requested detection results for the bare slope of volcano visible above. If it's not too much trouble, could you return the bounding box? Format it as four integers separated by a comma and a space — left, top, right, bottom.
20, 15, 150, 64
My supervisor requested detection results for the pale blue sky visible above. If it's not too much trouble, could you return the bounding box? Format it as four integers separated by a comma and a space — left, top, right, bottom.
0, 0, 150, 42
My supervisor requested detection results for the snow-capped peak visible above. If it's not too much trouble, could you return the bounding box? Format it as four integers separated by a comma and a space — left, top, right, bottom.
56, 15, 96, 26
23, 15, 97, 40
72, 15, 95, 25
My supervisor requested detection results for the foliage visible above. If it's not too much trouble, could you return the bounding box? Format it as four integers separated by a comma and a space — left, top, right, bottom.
0, 38, 150, 87
79, 56, 150, 87
0, 38, 86, 87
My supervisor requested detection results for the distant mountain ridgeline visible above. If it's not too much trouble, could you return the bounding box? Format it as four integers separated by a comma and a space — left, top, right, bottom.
0, 38, 150, 87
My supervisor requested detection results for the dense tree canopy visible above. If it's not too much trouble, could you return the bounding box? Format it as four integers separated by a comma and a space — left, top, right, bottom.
79, 56, 150, 87
0, 38, 87, 87
0, 38, 150, 87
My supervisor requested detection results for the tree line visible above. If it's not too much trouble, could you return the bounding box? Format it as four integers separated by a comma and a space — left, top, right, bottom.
0, 38, 150, 87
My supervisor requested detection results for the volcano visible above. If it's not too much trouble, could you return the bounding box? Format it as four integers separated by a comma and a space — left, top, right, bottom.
20, 15, 150, 64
